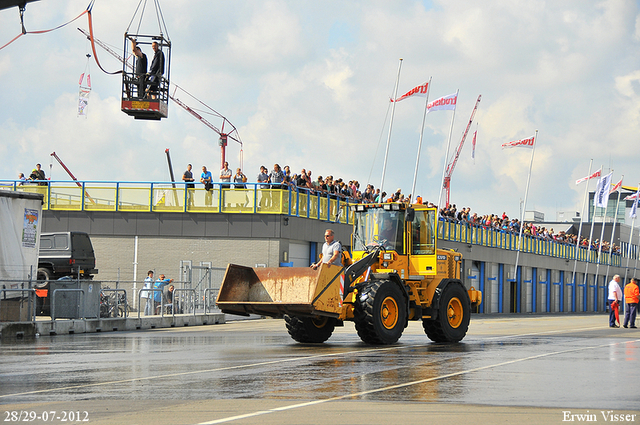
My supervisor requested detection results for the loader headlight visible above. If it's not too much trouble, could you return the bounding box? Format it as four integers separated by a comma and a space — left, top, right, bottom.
382, 253, 393, 261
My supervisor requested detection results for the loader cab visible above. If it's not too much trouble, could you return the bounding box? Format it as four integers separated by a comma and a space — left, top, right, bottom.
352, 204, 405, 253
351, 204, 438, 277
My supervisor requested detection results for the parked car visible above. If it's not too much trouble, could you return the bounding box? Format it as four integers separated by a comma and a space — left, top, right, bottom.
35, 232, 98, 315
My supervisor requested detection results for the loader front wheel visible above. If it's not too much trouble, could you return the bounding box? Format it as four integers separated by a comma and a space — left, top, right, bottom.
284, 315, 336, 343
423, 282, 470, 343
354, 280, 407, 345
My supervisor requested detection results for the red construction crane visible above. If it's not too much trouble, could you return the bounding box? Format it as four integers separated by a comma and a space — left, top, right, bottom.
442, 94, 481, 207
50, 151, 96, 204
77, 28, 243, 170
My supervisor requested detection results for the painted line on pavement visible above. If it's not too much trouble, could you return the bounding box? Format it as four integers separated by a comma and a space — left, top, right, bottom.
196, 337, 640, 424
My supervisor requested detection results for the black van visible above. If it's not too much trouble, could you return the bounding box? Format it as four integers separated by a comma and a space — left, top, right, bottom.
37, 232, 98, 282
35, 232, 98, 316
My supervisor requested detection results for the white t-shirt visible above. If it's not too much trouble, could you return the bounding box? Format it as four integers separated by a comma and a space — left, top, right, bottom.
143, 276, 153, 299
608, 279, 622, 301
322, 240, 342, 266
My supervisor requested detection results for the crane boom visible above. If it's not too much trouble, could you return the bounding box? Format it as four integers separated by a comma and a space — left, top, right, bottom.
443, 94, 481, 206
77, 27, 243, 169
50, 151, 96, 204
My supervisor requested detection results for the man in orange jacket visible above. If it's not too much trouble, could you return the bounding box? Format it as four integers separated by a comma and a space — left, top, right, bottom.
623, 277, 639, 329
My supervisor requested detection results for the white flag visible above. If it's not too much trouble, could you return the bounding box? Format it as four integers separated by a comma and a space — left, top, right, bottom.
501, 136, 535, 149
426, 92, 457, 113
610, 178, 622, 194
576, 169, 601, 185
594, 171, 613, 208
391, 82, 429, 102
631, 187, 640, 218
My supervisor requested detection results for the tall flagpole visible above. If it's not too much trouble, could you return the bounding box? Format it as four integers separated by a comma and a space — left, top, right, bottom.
379, 59, 403, 200
513, 129, 538, 284
581, 166, 603, 312
594, 171, 613, 311
410, 76, 432, 201
604, 178, 623, 287
571, 160, 593, 311
623, 184, 639, 286
437, 89, 459, 208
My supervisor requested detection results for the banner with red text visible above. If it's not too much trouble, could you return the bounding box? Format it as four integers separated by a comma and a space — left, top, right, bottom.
426, 92, 457, 113
391, 82, 429, 102
610, 178, 623, 194
501, 135, 535, 149
575, 169, 601, 185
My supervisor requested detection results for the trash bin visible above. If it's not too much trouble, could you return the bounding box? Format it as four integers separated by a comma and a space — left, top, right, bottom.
50, 278, 100, 319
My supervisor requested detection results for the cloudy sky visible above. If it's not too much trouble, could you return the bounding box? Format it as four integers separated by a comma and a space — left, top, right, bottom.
1, 0, 640, 221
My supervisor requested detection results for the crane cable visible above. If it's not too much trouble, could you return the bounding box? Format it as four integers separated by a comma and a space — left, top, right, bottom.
0, 0, 94, 51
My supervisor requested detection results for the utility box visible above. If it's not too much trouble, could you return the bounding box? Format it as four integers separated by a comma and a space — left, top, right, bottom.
0, 189, 43, 300
50, 278, 100, 319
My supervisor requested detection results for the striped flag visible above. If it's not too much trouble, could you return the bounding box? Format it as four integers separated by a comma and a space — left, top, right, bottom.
630, 187, 640, 218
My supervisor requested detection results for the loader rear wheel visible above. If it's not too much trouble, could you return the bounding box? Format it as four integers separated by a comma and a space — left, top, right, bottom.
284, 315, 336, 343
354, 280, 407, 345
423, 283, 470, 343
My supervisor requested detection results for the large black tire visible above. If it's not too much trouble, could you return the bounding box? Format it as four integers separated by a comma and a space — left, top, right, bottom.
36, 268, 51, 289
284, 315, 336, 343
354, 280, 407, 345
423, 282, 470, 343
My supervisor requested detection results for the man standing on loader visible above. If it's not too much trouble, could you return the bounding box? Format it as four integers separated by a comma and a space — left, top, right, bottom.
311, 229, 341, 269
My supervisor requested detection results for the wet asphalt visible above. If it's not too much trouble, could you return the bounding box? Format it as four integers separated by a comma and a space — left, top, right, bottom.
0, 314, 639, 425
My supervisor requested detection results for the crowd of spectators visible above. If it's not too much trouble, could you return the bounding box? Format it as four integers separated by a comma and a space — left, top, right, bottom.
223, 163, 622, 255
439, 204, 621, 255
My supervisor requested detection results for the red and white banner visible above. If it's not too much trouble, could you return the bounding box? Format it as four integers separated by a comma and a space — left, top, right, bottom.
471, 130, 477, 159
391, 82, 428, 102
426, 92, 457, 113
624, 191, 639, 201
575, 169, 601, 185
501, 136, 535, 149
610, 178, 623, 194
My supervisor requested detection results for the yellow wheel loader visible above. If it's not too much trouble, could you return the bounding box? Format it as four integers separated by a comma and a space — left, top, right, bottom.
217, 203, 482, 344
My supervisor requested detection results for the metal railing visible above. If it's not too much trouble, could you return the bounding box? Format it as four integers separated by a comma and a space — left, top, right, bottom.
438, 219, 623, 266
51, 288, 85, 320
0, 289, 37, 322
0, 180, 356, 224
100, 288, 128, 318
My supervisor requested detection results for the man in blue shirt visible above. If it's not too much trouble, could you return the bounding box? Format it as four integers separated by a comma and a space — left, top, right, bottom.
154, 274, 173, 314
200, 166, 213, 206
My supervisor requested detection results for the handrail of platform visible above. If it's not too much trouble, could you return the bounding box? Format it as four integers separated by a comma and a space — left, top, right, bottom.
0, 180, 355, 224
1, 180, 630, 266
438, 218, 625, 267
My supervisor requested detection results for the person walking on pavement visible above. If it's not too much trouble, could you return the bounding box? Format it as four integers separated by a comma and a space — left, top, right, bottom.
623, 277, 639, 328
608, 274, 622, 328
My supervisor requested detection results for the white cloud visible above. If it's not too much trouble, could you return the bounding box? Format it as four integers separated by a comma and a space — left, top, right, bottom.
2, 0, 640, 221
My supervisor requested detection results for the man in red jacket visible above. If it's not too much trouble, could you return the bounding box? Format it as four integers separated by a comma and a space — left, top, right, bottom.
623, 277, 639, 329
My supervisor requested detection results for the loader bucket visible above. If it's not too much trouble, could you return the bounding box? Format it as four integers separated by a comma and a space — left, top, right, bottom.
216, 263, 344, 318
